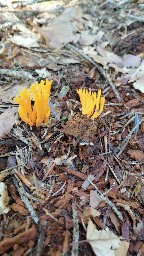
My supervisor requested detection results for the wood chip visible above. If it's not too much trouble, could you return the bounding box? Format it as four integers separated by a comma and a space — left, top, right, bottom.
0, 225, 37, 253
127, 150, 144, 162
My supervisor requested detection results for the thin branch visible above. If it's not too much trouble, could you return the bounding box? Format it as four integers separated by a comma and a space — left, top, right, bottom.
0, 68, 34, 80
88, 178, 124, 221
127, 14, 144, 23
117, 117, 144, 156
36, 221, 46, 256
115, 0, 135, 6
71, 201, 79, 256
12, 176, 39, 223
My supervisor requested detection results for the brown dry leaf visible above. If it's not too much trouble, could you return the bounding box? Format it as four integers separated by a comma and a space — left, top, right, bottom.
10, 203, 28, 216
49, 101, 62, 120
13, 23, 39, 37
79, 31, 103, 46
41, 156, 52, 166
129, 62, 144, 93
0, 83, 29, 103
127, 150, 144, 162
0, 13, 9, 23
40, 6, 84, 48
2, 12, 19, 25
115, 241, 129, 256
137, 186, 144, 205
2, 13, 38, 48
84, 207, 101, 218
30, 0, 63, 12
133, 77, 144, 93
0, 108, 17, 139
118, 60, 144, 93
97, 45, 123, 68
0, 172, 9, 181
83, 46, 124, 70
125, 99, 140, 108
90, 190, 102, 208
122, 54, 141, 68
41, 153, 77, 168
96, 47, 140, 71
11, 34, 39, 48
53, 154, 77, 167
94, 30, 105, 42
41, 22, 80, 48
10, 22, 40, 48
90, 207, 101, 217
0, 182, 10, 214
109, 212, 120, 234
86, 220, 121, 256
34, 12, 57, 25
83, 45, 144, 93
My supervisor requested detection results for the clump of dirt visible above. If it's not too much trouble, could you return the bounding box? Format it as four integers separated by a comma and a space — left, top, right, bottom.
62, 115, 108, 143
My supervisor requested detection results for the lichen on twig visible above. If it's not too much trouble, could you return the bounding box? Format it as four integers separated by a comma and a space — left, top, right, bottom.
71, 201, 79, 256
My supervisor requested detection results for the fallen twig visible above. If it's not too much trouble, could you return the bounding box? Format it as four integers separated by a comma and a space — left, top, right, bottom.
0, 68, 34, 80
66, 43, 121, 102
117, 117, 144, 156
13, 176, 39, 223
71, 201, 79, 256
66, 168, 87, 180
36, 221, 46, 256
117, 203, 136, 223
127, 14, 144, 23
43, 208, 59, 223
115, 0, 134, 6
88, 178, 124, 221
0, 225, 37, 254
107, 163, 120, 184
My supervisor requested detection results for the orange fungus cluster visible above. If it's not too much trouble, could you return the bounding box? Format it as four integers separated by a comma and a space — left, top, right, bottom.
13, 79, 52, 126
77, 88, 105, 119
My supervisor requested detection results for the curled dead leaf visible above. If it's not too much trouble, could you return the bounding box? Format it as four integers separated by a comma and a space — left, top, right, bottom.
86, 220, 121, 256
0, 108, 17, 139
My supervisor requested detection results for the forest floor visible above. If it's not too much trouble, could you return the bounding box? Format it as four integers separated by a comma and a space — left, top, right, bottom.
0, 0, 144, 255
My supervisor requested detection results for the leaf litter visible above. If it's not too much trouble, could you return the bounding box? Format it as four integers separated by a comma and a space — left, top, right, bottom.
0, 0, 144, 256
87, 220, 121, 256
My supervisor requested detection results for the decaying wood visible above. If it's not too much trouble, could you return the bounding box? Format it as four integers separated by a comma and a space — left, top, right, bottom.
0, 225, 37, 254
36, 221, 46, 256
0, 69, 34, 80
66, 168, 87, 180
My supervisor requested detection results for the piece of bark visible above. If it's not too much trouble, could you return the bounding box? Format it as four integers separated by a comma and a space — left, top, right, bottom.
125, 99, 140, 108
10, 203, 28, 216
128, 149, 144, 162
0, 225, 37, 253
138, 186, 144, 205
13, 244, 27, 256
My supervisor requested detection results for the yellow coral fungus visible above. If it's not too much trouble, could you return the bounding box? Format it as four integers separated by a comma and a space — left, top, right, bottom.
13, 78, 52, 126
77, 88, 105, 119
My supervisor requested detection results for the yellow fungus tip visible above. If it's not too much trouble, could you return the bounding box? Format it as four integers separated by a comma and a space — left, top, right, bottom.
13, 79, 52, 127
77, 88, 105, 119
